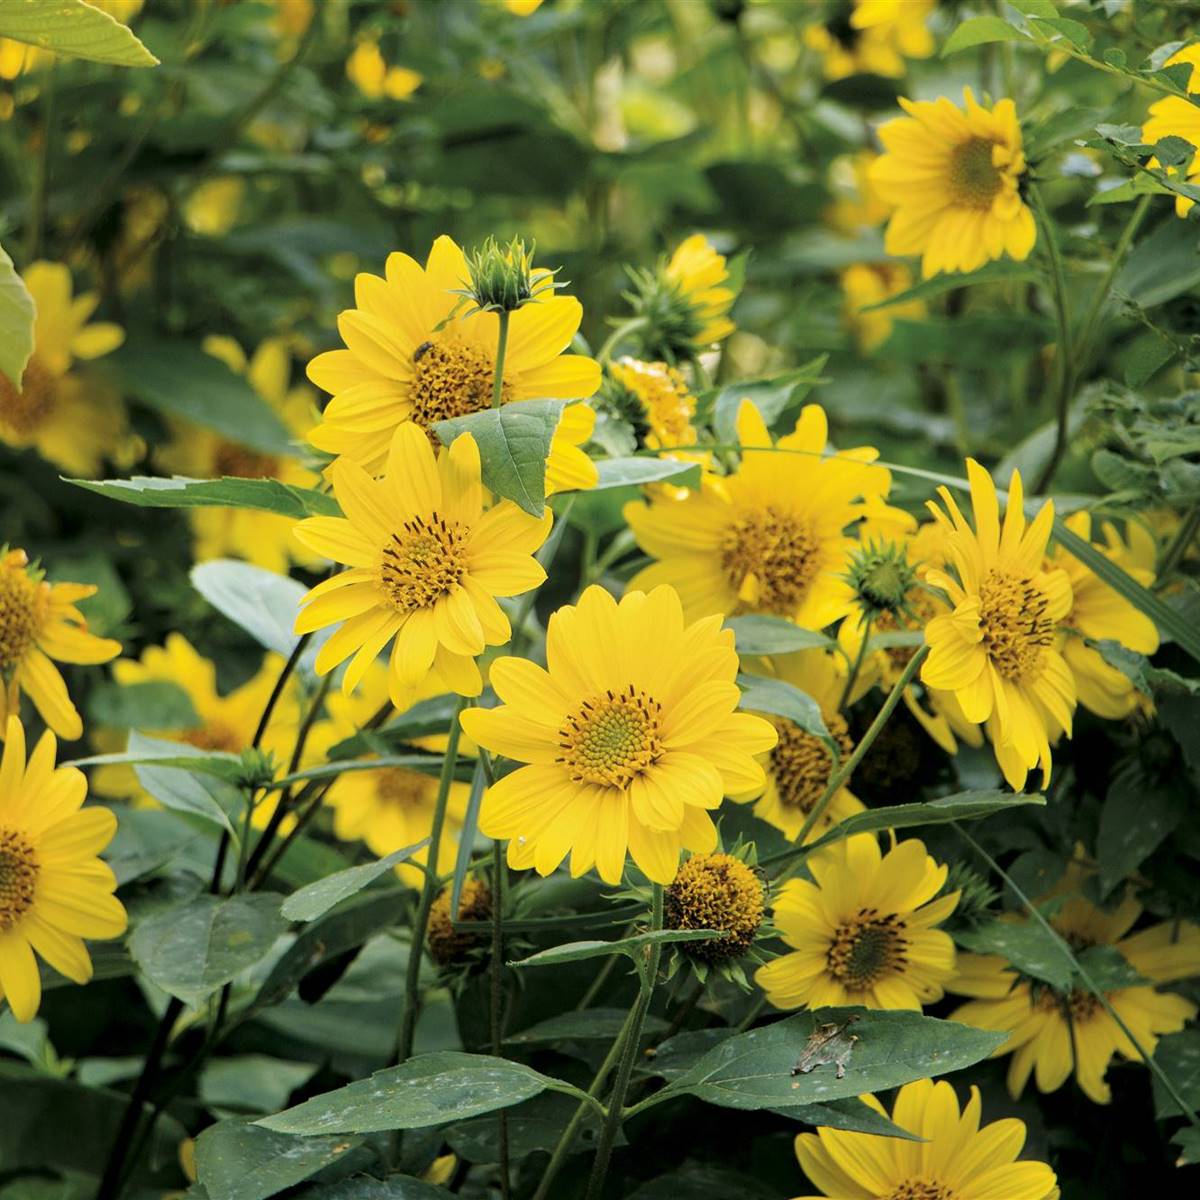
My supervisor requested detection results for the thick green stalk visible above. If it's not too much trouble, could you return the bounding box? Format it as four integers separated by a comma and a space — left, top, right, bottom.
490, 837, 511, 1200
492, 309, 510, 408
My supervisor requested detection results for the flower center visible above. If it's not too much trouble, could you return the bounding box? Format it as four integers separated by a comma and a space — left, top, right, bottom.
827, 909, 908, 989
409, 335, 510, 432
665, 852, 765, 963
557, 685, 664, 788
978, 569, 1055, 682
720, 506, 820, 615
183, 722, 243, 754
0, 828, 39, 932
948, 137, 1003, 210
769, 714, 854, 812
373, 766, 430, 811
0, 358, 58, 437
887, 1182, 956, 1200
380, 514, 469, 613
212, 442, 280, 479
1036, 985, 1103, 1023
0, 562, 42, 673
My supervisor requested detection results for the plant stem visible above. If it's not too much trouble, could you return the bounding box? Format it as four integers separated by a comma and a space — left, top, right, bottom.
492, 310, 510, 408
394, 698, 467, 1065
837, 618, 871, 712
1155, 502, 1200, 584
584, 885, 664, 1200
490, 837, 511, 1199
596, 315, 649, 364
1029, 184, 1075, 495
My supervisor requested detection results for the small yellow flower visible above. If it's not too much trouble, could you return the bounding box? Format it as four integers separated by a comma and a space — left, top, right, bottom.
0, 262, 129, 474
505, 0, 545, 14
950, 860, 1200, 1104
805, 0, 935, 82
346, 40, 422, 101
1142, 44, 1200, 217
870, 88, 1036, 278
921, 461, 1075, 790
0, 549, 120, 742
294, 423, 551, 709
665, 233, 737, 351
840, 261, 924, 351
461, 584, 777, 885
183, 177, 245, 237
0, 715, 127, 1022
608, 357, 697, 450
756, 833, 958, 1012
792, 1077, 1059, 1200
826, 151, 891, 233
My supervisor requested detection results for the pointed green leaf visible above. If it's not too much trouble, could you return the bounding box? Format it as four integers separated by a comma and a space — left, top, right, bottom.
280, 841, 428, 922
0, 0, 158, 67
724, 617, 832, 655
508, 929, 724, 969
194, 1122, 361, 1200
0, 240, 35, 389
593, 456, 700, 490
67, 476, 339, 518
942, 15, 1028, 56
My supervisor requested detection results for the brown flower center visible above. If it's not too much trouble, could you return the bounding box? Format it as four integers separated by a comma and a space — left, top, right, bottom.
769, 713, 853, 813
887, 1183, 956, 1200
0, 562, 42, 673
665, 852, 764, 963
1035, 985, 1103, 1023
212, 442, 280, 479
557, 685, 664, 788
373, 766, 432, 811
0, 358, 58, 437
380, 514, 469, 613
948, 137, 1003, 210
978, 569, 1055, 682
182, 722, 243, 754
0, 828, 39, 932
409, 335, 511, 432
720, 506, 820, 615
827, 908, 908, 989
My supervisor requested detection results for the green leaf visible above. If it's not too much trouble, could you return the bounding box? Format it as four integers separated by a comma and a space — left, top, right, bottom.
1097, 769, 1181, 896
434, 399, 568, 516
67, 735, 244, 782
1076, 943, 1147, 991
129, 893, 288, 1007
508, 929, 725, 969
84, 679, 200, 731
0, 240, 35, 389
592, 457, 701, 490
643, 1007, 1005, 1113
109, 339, 293, 453
1030, 15, 1092, 49
268, 755, 460, 791
256, 1052, 591, 1135
295, 1178, 450, 1200
0, 0, 158, 67
1152, 1029, 1200, 1119
195, 1122, 361, 1200
68, 476, 339, 519
1114, 218, 1200, 309
506, 1008, 670, 1046
190, 559, 311, 662
723, 616, 832, 656
280, 841, 427, 922
736, 673, 830, 742
859, 261, 1037, 313
1172, 1126, 1200, 1167
710, 358, 828, 445
942, 16, 1027, 56
955, 919, 1074, 990
199, 1055, 317, 1115
1054, 518, 1200, 665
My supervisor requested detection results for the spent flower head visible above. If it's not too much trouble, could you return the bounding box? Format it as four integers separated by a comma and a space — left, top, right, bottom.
458, 235, 562, 314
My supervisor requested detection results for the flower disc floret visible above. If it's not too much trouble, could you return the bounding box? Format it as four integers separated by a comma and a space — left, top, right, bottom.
665, 852, 764, 963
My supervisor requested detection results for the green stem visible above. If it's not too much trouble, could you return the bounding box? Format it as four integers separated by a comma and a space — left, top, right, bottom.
953, 824, 1200, 1130
1156, 503, 1200, 583
24, 64, 55, 264
492, 310, 510, 408
490, 837, 511, 1200
1029, 184, 1075, 495
837, 618, 871, 712
596, 315, 649, 364
584, 885, 664, 1200
394, 698, 467, 1065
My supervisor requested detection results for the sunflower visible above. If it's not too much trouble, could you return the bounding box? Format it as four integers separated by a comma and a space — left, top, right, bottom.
733, 650, 865, 843
921, 460, 1075, 791
607, 357, 698, 451
805, 0, 935, 82
460, 584, 777, 885
305, 234, 599, 491
792, 1077, 1059, 1200
308, 663, 470, 889
0, 715, 127, 1022
949, 861, 1200, 1104
294, 423, 551, 709
840, 261, 924, 351
826, 151, 891, 233
870, 88, 1036, 278
1049, 513, 1159, 719
0, 261, 129, 474
1141, 44, 1200, 217
625, 400, 895, 627
156, 336, 322, 574
756, 833, 958, 1011
0, 549, 121, 742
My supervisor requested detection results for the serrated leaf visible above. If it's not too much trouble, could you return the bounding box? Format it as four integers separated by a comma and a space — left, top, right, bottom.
194, 1121, 361, 1200
434, 399, 568, 516
68, 476, 339, 519
280, 841, 427, 922
508, 929, 724, 969
0, 0, 158, 67
723, 616, 832, 655
736, 673, 830, 742
256, 1052, 589, 1135
0, 240, 35, 389
1097, 769, 1181, 896
942, 15, 1027, 56
592, 456, 701, 490
129, 893, 288, 1007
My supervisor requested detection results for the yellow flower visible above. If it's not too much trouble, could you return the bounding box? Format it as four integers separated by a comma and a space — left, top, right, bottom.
309, 664, 470, 890
306, 234, 599, 491
840, 261, 924, 351
183, 177, 245, 237
792, 1077, 1059, 1200
625, 401, 894, 626
0, 715, 127, 1023
666, 233, 737, 350
733, 650, 865, 843
608, 357, 697, 450
949, 862, 1200, 1104
870, 88, 1036, 278
1051, 513, 1160, 719
267, 0, 315, 44
921, 461, 1075, 791
0, 262, 129, 474
1142, 45, 1200, 217
664, 851, 765, 964
156, 336, 322, 574
295, 423, 551, 708
805, 0, 935, 82
505, 0, 545, 14
0, 549, 120, 742
826, 151, 891, 233
346, 40, 422, 101
460, 584, 777, 885
756, 833, 958, 1011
